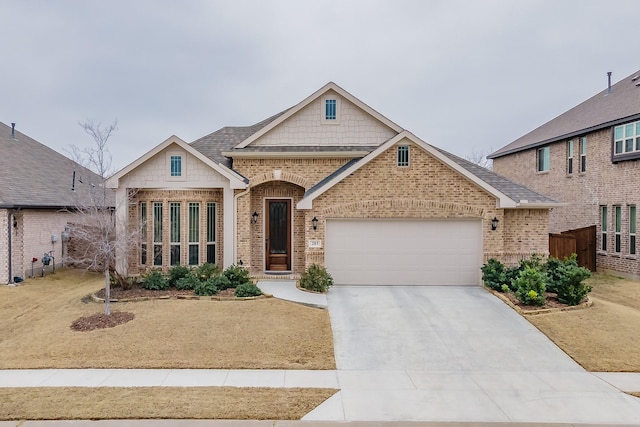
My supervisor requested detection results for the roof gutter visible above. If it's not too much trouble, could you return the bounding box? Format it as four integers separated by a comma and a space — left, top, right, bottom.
221, 150, 371, 159
513, 202, 567, 209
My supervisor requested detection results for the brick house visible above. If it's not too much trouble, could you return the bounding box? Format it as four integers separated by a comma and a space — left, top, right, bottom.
489, 69, 640, 279
0, 122, 105, 283
107, 83, 558, 286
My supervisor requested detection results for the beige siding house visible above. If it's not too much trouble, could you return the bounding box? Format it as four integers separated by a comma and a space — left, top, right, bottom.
489, 69, 640, 279
0, 122, 105, 283
108, 83, 558, 286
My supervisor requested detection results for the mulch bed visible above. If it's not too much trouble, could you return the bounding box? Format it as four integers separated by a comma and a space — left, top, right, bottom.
502, 291, 571, 310
70, 312, 135, 332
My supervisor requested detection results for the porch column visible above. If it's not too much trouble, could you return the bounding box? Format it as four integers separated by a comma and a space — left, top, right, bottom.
222, 185, 234, 269
114, 187, 129, 276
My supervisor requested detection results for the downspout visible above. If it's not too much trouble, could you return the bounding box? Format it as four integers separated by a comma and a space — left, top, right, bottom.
233, 187, 251, 264
7, 211, 13, 285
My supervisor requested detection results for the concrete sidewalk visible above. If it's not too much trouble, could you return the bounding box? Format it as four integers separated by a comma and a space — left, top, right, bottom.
257, 280, 327, 308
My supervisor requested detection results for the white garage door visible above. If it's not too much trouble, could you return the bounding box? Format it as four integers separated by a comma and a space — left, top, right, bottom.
325, 219, 482, 286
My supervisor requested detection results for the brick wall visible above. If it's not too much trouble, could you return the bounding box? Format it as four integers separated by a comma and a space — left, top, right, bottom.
19, 210, 73, 279
493, 127, 640, 277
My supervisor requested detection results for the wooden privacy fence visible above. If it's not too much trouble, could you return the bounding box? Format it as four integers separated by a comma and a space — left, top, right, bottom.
549, 225, 596, 271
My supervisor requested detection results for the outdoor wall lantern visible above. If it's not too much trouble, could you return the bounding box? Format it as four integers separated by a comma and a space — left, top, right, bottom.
251, 211, 259, 224
311, 216, 319, 230
491, 216, 499, 231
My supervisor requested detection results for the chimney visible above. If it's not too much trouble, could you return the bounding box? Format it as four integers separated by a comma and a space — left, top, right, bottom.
607, 72, 612, 94
11, 123, 16, 139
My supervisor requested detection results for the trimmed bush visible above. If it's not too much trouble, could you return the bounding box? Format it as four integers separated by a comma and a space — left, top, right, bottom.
514, 267, 547, 306
480, 258, 507, 291
168, 265, 191, 287
142, 269, 169, 290
222, 264, 251, 288
544, 256, 564, 293
195, 263, 220, 281
175, 273, 199, 291
194, 278, 220, 296
554, 255, 592, 305
299, 264, 334, 293
235, 283, 263, 298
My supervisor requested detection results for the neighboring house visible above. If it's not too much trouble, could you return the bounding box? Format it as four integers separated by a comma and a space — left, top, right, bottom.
0, 122, 106, 283
489, 69, 640, 279
107, 82, 559, 286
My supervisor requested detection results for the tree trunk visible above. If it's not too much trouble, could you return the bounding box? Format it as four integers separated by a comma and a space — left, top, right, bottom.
104, 268, 111, 315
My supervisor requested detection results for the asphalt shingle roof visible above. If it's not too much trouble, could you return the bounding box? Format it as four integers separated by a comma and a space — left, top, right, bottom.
0, 122, 107, 208
489, 69, 640, 159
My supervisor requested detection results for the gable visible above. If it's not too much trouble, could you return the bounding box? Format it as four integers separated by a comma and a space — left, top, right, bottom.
248, 89, 398, 148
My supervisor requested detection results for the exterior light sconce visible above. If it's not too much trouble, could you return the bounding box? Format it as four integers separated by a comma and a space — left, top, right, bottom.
251, 211, 259, 224
311, 216, 319, 230
491, 217, 499, 231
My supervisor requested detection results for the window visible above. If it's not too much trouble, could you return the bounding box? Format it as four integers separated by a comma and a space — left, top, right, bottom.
579, 137, 587, 173
140, 202, 147, 265
567, 140, 574, 174
188, 202, 200, 265
615, 205, 621, 253
537, 146, 550, 172
325, 99, 336, 120
170, 202, 181, 265
153, 202, 163, 266
170, 155, 182, 177
206, 203, 216, 264
397, 145, 409, 167
614, 121, 640, 154
601, 206, 608, 251
630, 205, 636, 255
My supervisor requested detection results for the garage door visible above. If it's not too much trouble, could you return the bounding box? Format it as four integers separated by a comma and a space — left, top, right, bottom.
325, 219, 482, 286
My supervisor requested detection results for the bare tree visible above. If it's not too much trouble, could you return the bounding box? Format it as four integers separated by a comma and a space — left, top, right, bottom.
465, 146, 494, 170
65, 119, 134, 315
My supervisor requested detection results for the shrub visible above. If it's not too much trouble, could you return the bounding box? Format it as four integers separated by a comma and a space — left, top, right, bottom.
514, 267, 547, 306
554, 256, 592, 305
503, 266, 521, 291
235, 283, 263, 297
175, 273, 200, 290
142, 269, 169, 290
518, 253, 546, 272
480, 258, 506, 291
544, 256, 564, 293
168, 265, 191, 287
195, 263, 220, 281
299, 264, 334, 293
223, 264, 251, 288
194, 278, 220, 296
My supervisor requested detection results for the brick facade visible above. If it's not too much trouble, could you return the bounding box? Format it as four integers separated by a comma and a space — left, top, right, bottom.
493, 128, 640, 278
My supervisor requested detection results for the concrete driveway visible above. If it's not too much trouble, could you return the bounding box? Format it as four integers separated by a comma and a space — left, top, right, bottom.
303, 285, 640, 423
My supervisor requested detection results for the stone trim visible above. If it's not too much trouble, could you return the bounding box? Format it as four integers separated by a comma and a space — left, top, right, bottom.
250, 171, 312, 190
319, 199, 485, 218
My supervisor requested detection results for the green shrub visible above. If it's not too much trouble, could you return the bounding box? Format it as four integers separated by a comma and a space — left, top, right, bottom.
195, 263, 220, 281
194, 278, 220, 296
519, 253, 546, 272
141, 269, 169, 290
544, 256, 564, 293
168, 265, 191, 287
175, 273, 200, 290
299, 264, 334, 293
480, 258, 507, 291
222, 264, 251, 288
554, 256, 592, 305
503, 266, 521, 291
235, 283, 263, 297
514, 267, 547, 306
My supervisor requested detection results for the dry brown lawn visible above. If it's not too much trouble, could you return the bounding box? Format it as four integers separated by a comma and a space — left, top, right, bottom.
0, 387, 337, 420
0, 268, 335, 369
528, 273, 640, 372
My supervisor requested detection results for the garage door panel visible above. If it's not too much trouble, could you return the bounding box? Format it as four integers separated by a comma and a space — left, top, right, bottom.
325, 219, 482, 286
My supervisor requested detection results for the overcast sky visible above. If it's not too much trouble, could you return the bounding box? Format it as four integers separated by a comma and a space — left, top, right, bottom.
1, 0, 639, 172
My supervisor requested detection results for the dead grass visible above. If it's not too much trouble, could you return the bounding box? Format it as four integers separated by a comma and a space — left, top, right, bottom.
528, 273, 640, 372
0, 387, 337, 420
0, 268, 335, 369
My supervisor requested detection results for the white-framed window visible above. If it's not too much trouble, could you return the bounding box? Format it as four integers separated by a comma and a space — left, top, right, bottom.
630, 205, 636, 255
140, 202, 147, 265
188, 202, 200, 265
567, 140, 574, 175
170, 155, 182, 177
153, 202, 163, 266
600, 205, 608, 251
615, 205, 622, 253
170, 202, 181, 265
397, 145, 409, 167
537, 146, 550, 172
206, 202, 216, 264
614, 121, 640, 155
579, 137, 587, 173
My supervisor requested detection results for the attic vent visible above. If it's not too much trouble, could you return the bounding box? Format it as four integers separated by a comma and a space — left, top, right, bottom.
632, 75, 640, 82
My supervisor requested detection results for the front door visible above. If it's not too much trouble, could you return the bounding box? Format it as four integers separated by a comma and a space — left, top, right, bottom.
265, 199, 291, 271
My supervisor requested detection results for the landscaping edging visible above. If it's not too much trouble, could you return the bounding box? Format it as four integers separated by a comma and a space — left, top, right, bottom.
91, 292, 273, 304
486, 287, 593, 315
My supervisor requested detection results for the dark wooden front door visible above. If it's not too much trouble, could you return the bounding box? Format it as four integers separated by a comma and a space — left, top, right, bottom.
265, 199, 291, 271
